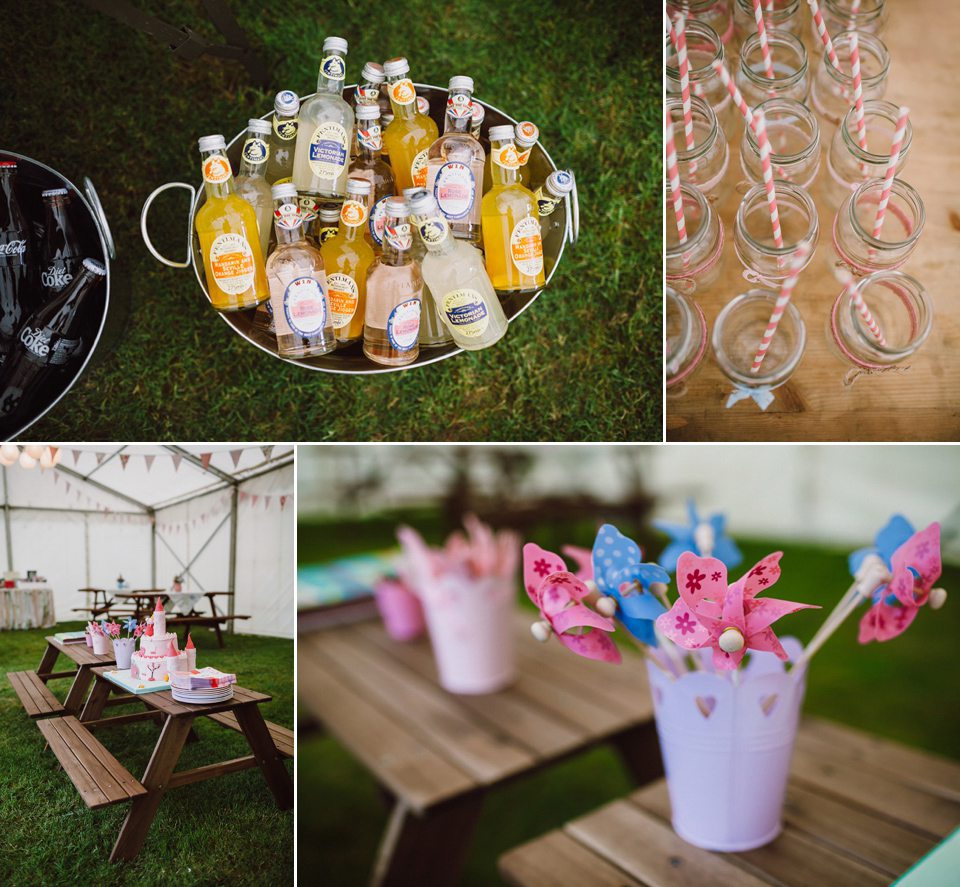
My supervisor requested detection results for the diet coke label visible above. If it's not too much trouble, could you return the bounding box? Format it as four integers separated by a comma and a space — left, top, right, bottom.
41, 265, 73, 290
20, 325, 51, 358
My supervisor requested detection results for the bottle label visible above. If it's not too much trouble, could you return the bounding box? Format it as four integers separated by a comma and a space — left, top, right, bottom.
283, 276, 327, 336
509, 216, 544, 277
274, 118, 298, 141
209, 232, 257, 294
493, 145, 520, 170
340, 200, 368, 228
49, 335, 82, 365
369, 196, 390, 246
202, 154, 232, 184
433, 162, 476, 220
242, 137, 269, 164
298, 196, 319, 224
327, 272, 359, 328
274, 202, 303, 230
321, 56, 346, 81
357, 125, 382, 152
515, 147, 532, 166
41, 263, 74, 292
355, 85, 380, 104
390, 78, 416, 106
534, 185, 563, 217
446, 94, 473, 119
19, 325, 52, 359
411, 149, 430, 188
308, 122, 348, 179
442, 289, 489, 337
387, 299, 421, 351
319, 225, 339, 244
417, 217, 450, 247
0, 239, 27, 262
384, 223, 412, 251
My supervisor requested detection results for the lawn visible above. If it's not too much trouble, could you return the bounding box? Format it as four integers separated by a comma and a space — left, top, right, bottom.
5, 0, 662, 442
0, 623, 293, 887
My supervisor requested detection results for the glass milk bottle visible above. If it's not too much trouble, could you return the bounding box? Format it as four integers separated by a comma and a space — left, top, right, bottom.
349, 102, 397, 254
666, 0, 734, 48
665, 20, 737, 134
265, 184, 336, 359
665, 180, 725, 296
740, 98, 820, 192
293, 37, 354, 201
265, 90, 299, 185
810, 0, 889, 59
234, 118, 274, 261
735, 29, 810, 108
425, 76, 485, 245
194, 135, 268, 312
319, 178, 376, 347
666, 95, 731, 208
481, 126, 544, 294
364, 197, 423, 366
407, 189, 507, 351
534, 170, 574, 278
665, 285, 709, 397
381, 57, 439, 192
402, 187, 452, 347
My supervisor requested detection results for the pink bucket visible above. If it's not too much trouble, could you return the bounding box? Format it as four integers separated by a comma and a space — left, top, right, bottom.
645, 638, 807, 851
374, 578, 425, 642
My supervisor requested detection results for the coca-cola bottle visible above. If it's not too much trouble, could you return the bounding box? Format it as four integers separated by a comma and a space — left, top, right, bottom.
39, 188, 83, 299
0, 161, 36, 365
0, 257, 105, 429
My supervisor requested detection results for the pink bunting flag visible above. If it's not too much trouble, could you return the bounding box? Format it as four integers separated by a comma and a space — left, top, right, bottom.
73, 449, 82, 465
262, 446, 274, 460
144, 455, 155, 472
230, 449, 243, 468
201, 453, 212, 471
172, 455, 182, 472
119, 454, 129, 469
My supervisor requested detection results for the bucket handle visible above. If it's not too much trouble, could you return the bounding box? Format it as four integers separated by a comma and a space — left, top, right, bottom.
82, 178, 117, 261
566, 169, 580, 247
140, 182, 197, 269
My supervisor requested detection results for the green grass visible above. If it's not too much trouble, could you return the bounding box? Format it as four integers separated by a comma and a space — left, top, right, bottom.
0, 623, 293, 887
297, 518, 960, 885
6, 0, 662, 441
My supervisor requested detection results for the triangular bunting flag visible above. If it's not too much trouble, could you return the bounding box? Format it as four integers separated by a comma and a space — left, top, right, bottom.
280, 495, 287, 509
251, 494, 259, 506
95, 453, 104, 465
172, 455, 182, 472
49, 446, 59, 461
201, 453, 212, 471
144, 455, 155, 472
53, 471, 59, 485
230, 449, 243, 468
265, 496, 271, 509
73, 449, 82, 465
239, 491, 248, 503
262, 446, 274, 460
65, 481, 71, 495
119, 454, 129, 469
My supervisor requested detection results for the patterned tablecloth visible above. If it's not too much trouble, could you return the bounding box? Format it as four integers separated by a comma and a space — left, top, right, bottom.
0, 584, 56, 630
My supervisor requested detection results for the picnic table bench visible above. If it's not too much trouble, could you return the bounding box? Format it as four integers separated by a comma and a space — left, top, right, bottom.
498, 716, 960, 887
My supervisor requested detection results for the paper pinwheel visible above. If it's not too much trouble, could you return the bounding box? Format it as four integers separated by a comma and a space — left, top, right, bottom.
653, 500, 742, 574
656, 551, 818, 669
523, 542, 621, 663
591, 524, 670, 646
848, 514, 915, 579
858, 521, 943, 643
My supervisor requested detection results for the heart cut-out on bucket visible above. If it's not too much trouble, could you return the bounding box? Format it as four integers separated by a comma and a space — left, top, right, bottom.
695, 695, 717, 718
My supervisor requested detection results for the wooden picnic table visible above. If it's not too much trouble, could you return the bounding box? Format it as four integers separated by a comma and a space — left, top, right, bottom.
114, 589, 248, 647
34, 635, 116, 713
498, 715, 960, 887
298, 610, 663, 887
666, 0, 960, 441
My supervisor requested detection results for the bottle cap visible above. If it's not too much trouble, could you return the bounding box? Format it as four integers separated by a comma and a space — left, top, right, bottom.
361, 61, 385, 83
546, 169, 574, 196
515, 121, 539, 146
318, 203, 341, 223
198, 134, 227, 152
355, 103, 381, 121
346, 177, 372, 197
471, 103, 485, 123
271, 183, 299, 201
42, 188, 69, 199
383, 57, 409, 77
384, 195, 409, 217
323, 36, 348, 54
83, 258, 107, 276
246, 118, 272, 134
448, 75, 474, 93
487, 125, 515, 143
401, 187, 420, 197
404, 189, 437, 216
275, 90, 300, 114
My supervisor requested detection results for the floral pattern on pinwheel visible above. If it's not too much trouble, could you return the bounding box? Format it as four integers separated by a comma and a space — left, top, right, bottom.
591, 525, 670, 646
858, 522, 941, 644
523, 542, 621, 663
656, 551, 819, 670
653, 499, 743, 574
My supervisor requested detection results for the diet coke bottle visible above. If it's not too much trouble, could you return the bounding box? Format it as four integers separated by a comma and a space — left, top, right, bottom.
0, 161, 36, 365
40, 188, 83, 299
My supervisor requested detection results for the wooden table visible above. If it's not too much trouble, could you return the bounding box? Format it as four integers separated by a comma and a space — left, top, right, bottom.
298, 611, 663, 887
667, 0, 960, 441
499, 716, 960, 886
114, 590, 167, 619
114, 590, 247, 646
36, 635, 116, 713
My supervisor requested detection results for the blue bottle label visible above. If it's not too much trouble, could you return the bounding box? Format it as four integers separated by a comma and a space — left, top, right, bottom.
283, 277, 327, 336
242, 137, 269, 164
321, 56, 345, 81
387, 299, 421, 351
433, 161, 475, 221
308, 123, 348, 179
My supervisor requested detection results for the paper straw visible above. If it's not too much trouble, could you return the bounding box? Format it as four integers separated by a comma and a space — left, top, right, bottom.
673, 15, 697, 157
840, 270, 887, 346
752, 0, 776, 86
849, 0, 861, 31
806, 0, 842, 72
754, 110, 783, 248
664, 108, 688, 248
750, 240, 811, 372
872, 106, 910, 239
849, 31, 868, 152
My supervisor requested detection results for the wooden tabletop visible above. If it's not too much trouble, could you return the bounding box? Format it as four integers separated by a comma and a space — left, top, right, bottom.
667, 0, 960, 441
499, 715, 960, 887
43, 636, 115, 667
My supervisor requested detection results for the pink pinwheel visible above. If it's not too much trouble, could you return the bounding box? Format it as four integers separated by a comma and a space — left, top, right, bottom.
656, 551, 818, 670
859, 522, 942, 643
523, 542, 621, 663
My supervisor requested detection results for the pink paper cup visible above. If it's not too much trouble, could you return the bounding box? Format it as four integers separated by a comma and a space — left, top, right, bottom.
374, 578, 425, 642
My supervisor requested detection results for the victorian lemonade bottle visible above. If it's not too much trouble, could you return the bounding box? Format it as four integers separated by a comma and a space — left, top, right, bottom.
265, 90, 299, 185
195, 135, 268, 312
381, 57, 438, 192
234, 118, 274, 260
402, 187, 451, 347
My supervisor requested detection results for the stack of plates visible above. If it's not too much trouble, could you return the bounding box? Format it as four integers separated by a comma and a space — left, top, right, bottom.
171, 684, 234, 704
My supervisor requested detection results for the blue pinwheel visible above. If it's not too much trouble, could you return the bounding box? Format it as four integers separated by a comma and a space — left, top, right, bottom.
848, 514, 915, 609
123, 617, 139, 636
591, 524, 670, 646
653, 499, 742, 574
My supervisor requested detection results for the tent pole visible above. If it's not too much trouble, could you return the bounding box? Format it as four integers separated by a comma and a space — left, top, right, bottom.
2, 467, 11, 572
150, 508, 156, 587
228, 484, 238, 632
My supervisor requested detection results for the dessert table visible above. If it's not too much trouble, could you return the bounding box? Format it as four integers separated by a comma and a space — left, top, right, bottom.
298, 611, 664, 887
498, 716, 960, 886
666, 0, 960, 441
0, 583, 55, 629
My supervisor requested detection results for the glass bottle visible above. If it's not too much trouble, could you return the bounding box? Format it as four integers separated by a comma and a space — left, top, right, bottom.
733, 0, 803, 48
40, 188, 83, 300
735, 29, 810, 108
666, 0, 735, 47
234, 118, 274, 261
316, 203, 342, 245
265, 90, 300, 185
319, 178, 376, 347
348, 61, 386, 161
665, 285, 709, 397
349, 102, 397, 254
381, 57, 439, 192
0, 257, 106, 429
534, 169, 574, 277
265, 183, 336, 359
195, 134, 268, 312
471, 102, 488, 149
740, 98, 820, 192
514, 121, 538, 190
666, 95, 731, 208
293, 36, 354, 201
425, 76, 485, 245
298, 195, 320, 247
402, 187, 452, 347
0, 161, 37, 365
665, 180, 725, 296
665, 19, 737, 134
480, 126, 545, 294
407, 189, 507, 351
363, 196, 423, 366
809, 0, 889, 59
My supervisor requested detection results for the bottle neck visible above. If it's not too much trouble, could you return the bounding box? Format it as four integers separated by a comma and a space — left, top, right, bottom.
380, 215, 413, 265
489, 140, 520, 187
412, 214, 456, 256
443, 90, 474, 134
386, 76, 418, 120
274, 201, 307, 245
317, 51, 347, 95
200, 151, 236, 200
238, 132, 269, 178
1, 174, 26, 228
356, 120, 383, 161
46, 266, 103, 330
43, 199, 69, 228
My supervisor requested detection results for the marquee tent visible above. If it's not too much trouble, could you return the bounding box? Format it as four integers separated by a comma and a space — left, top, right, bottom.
1, 444, 294, 638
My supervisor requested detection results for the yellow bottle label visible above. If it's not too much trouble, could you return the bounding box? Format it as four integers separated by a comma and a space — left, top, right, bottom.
417, 217, 450, 246
493, 145, 520, 170
442, 289, 489, 337
202, 154, 232, 184
340, 200, 368, 227
241, 137, 269, 164
509, 217, 543, 277
390, 78, 417, 106
327, 272, 359, 328
308, 122, 348, 179
411, 148, 430, 188
209, 232, 256, 295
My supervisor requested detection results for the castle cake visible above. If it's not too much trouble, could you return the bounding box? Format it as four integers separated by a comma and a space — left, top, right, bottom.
130, 598, 195, 682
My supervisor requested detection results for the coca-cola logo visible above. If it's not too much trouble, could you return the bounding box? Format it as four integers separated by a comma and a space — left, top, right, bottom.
0, 239, 27, 257
41, 266, 73, 289
20, 325, 50, 357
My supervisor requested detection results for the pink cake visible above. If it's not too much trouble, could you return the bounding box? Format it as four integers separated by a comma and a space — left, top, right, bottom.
130, 598, 187, 682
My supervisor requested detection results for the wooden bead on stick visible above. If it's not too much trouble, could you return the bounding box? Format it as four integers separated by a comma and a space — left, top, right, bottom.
531, 621, 551, 643
719, 626, 745, 653
929, 588, 947, 610
596, 596, 618, 618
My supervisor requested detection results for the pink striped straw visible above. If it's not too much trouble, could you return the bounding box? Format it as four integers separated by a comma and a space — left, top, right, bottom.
673, 14, 696, 155
752, 0, 776, 85
872, 106, 910, 239
754, 109, 783, 248
806, 0, 842, 72
840, 271, 887, 346
751, 241, 811, 372
849, 31, 868, 152
664, 108, 688, 248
